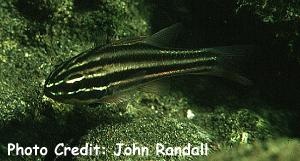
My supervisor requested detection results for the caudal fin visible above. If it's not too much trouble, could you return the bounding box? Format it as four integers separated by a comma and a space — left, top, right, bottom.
209, 45, 255, 69
209, 45, 254, 56
205, 45, 255, 86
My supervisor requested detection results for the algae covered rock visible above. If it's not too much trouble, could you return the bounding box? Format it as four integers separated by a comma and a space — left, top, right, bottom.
236, 0, 300, 65
198, 138, 300, 161
0, 0, 149, 160
77, 115, 212, 160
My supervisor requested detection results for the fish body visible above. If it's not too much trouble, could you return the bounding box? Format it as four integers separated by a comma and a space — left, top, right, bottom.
44, 24, 252, 104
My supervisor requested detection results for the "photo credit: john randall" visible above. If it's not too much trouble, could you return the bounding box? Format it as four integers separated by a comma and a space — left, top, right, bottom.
7, 142, 209, 157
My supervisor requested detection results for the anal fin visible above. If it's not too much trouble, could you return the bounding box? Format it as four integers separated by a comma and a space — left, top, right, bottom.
137, 79, 171, 96
98, 91, 134, 105
189, 67, 253, 86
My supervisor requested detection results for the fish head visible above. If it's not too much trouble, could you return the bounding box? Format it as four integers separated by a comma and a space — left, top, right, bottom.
44, 55, 107, 104
44, 58, 76, 103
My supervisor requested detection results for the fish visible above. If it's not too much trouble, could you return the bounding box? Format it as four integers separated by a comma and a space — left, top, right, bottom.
44, 23, 253, 105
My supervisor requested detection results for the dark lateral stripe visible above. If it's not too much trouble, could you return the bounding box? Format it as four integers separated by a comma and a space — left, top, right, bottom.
69, 43, 136, 65
75, 45, 209, 69
55, 46, 213, 81
53, 65, 214, 99
57, 49, 210, 80
52, 89, 107, 100
75, 55, 217, 84
49, 59, 216, 93
108, 66, 214, 91
52, 57, 217, 92
69, 43, 151, 66
47, 48, 94, 84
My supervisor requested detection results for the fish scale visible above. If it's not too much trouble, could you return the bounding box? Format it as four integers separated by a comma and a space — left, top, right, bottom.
55, 43, 213, 81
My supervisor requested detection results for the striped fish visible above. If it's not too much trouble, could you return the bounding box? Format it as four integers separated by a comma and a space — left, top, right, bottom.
44, 24, 252, 104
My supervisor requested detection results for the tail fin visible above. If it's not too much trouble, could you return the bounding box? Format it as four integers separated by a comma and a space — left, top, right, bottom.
209, 45, 255, 68
207, 45, 255, 86
209, 45, 254, 57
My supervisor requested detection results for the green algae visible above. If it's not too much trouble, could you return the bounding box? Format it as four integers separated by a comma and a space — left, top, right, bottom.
0, 0, 149, 160
197, 138, 300, 161
77, 115, 212, 160
236, 0, 300, 65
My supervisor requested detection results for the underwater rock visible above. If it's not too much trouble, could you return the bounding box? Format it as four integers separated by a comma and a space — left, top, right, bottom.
0, 0, 149, 160
76, 115, 212, 160
197, 138, 300, 161
0, 0, 149, 126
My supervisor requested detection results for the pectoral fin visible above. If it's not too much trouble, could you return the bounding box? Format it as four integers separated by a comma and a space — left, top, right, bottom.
98, 79, 170, 105
137, 79, 170, 96
98, 90, 134, 105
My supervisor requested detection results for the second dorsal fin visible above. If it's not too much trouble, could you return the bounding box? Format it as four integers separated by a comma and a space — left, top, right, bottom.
144, 23, 183, 48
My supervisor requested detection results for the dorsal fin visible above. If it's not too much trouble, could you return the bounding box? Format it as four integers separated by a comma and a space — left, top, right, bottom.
144, 23, 183, 48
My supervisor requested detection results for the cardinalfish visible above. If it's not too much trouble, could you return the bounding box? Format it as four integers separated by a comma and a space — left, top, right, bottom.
44, 24, 253, 105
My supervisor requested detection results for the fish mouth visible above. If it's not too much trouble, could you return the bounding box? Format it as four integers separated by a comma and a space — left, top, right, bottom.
43, 84, 53, 99
43, 86, 66, 103
43, 75, 58, 99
